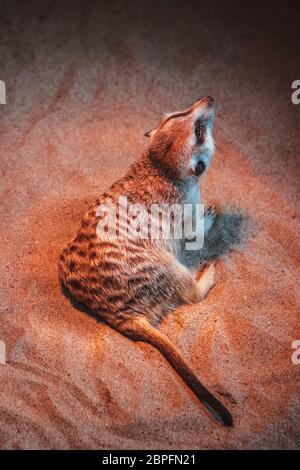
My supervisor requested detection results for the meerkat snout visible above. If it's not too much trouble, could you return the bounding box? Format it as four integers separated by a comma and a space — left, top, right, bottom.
199, 95, 215, 107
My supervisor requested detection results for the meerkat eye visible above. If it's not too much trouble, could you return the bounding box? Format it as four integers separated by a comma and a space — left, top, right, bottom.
195, 119, 205, 144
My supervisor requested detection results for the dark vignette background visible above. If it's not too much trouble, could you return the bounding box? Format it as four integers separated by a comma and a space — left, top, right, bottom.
0, 0, 299, 449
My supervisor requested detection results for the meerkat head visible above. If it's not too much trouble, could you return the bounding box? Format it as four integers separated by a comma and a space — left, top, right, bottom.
145, 96, 215, 180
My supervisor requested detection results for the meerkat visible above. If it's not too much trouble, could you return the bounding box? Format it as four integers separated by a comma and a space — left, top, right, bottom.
58, 96, 233, 427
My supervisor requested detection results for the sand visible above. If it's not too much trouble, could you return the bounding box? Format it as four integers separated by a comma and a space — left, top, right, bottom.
0, 0, 299, 449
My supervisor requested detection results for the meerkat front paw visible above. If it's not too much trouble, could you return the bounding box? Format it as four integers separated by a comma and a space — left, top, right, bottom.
204, 205, 219, 234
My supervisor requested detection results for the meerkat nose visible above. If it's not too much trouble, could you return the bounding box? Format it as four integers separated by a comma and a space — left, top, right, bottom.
193, 160, 206, 177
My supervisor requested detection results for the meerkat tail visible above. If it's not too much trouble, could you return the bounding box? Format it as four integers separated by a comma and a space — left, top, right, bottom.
118, 316, 233, 427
